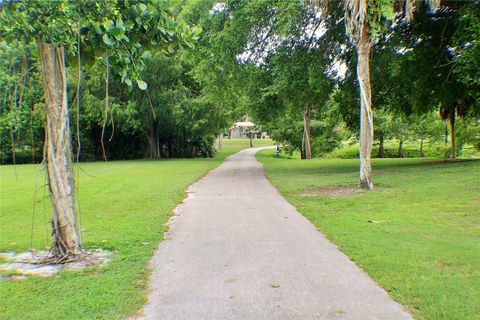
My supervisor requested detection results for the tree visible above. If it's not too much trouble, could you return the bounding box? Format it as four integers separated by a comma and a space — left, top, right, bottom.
373, 109, 391, 158
0, 1, 197, 259
309, 0, 447, 189
186, 1, 344, 159
268, 46, 334, 159
389, 1, 478, 160
342, 0, 375, 188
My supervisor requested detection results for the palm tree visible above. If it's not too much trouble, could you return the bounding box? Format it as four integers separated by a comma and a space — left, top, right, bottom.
311, 0, 441, 190
343, 0, 373, 189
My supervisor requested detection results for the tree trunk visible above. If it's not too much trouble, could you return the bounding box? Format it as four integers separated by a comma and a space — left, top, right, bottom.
167, 140, 172, 158
218, 133, 224, 150
356, 28, 374, 190
397, 140, 404, 158
37, 37, 81, 258
145, 91, 160, 159
192, 145, 197, 157
249, 134, 253, 148
303, 104, 312, 160
377, 135, 384, 158
301, 127, 306, 159
419, 136, 424, 158
147, 121, 160, 159
444, 125, 448, 144
156, 126, 161, 158
449, 108, 455, 160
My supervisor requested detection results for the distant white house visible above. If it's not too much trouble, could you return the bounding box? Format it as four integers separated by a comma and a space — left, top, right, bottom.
229, 121, 255, 138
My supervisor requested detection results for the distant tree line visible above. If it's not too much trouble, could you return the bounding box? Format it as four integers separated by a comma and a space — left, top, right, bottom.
0, 41, 227, 164
1, 1, 480, 165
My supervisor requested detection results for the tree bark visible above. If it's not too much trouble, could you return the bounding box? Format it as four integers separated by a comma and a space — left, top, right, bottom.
218, 133, 224, 150
167, 140, 172, 158
356, 27, 374, 190
301, 127, 306, 159
377, 135, 384, 158
156, 126, 161, 158
145, 91, 160, 159
303, 104, 312, 160
449, 108, 455, 160
444, 125, 448, 144
147, 120, 160, 159
419, 136, 424, 158
37, 37, 81, 258
397, 140, 404, 158
192, 145, 197, 157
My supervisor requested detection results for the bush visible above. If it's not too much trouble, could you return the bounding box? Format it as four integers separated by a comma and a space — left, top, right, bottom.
326, 140, 465, 159
271, 120, 342, 157
1, 145, 42, 165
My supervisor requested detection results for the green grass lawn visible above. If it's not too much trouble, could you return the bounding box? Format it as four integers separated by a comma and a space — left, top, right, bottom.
257, 149, 480, 320
0, 138, 272, 320
326, 139, 480, 159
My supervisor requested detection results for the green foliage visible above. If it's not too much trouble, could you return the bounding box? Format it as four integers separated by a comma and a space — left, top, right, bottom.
271, 116, 343, 157
328, 140, 464, 159
0, 41, 44, 164
0, 1, 226, 163
0, 0, 199, 88
453, 2, 480, 88
1, 0, 479, 165
455, 117, 480, 155
386, 2, 477, 116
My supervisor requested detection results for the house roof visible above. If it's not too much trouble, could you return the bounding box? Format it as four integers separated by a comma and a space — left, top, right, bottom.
234, 121, 255, 127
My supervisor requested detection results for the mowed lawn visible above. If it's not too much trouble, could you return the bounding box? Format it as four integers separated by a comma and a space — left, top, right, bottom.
257, 150, 480, 320
0, 138, 272, 320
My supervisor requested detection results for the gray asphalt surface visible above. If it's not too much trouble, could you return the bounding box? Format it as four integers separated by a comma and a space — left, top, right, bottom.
139, 148, 413, 320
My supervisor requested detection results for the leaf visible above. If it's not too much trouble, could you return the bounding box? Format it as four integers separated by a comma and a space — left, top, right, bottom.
102, 34, 115, 46
125, 78, 132, 87
139, 3, 147, 13
94, 23, 103, 35
30, 47, 39, 58
124, 21, 134, 29
109, 27, 124, 40
116, 16, 124, 28
141, 50, 152, 59
120, 35, 129, 43
103, 19, 114, 30
137, 80, 147, 90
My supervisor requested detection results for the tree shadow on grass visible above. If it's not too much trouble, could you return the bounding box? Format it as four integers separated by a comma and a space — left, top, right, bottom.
263, 154, 480, 177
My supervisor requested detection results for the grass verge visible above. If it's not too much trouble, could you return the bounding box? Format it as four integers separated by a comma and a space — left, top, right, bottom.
0, 138, 272, 319
257, 149, 479, 320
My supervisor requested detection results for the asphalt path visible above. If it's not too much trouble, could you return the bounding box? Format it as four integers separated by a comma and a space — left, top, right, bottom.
139, 148, 413, 320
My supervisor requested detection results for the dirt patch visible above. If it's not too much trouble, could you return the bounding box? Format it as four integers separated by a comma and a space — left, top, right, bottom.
0, 249, 112, 280
300, 185, 364, 197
